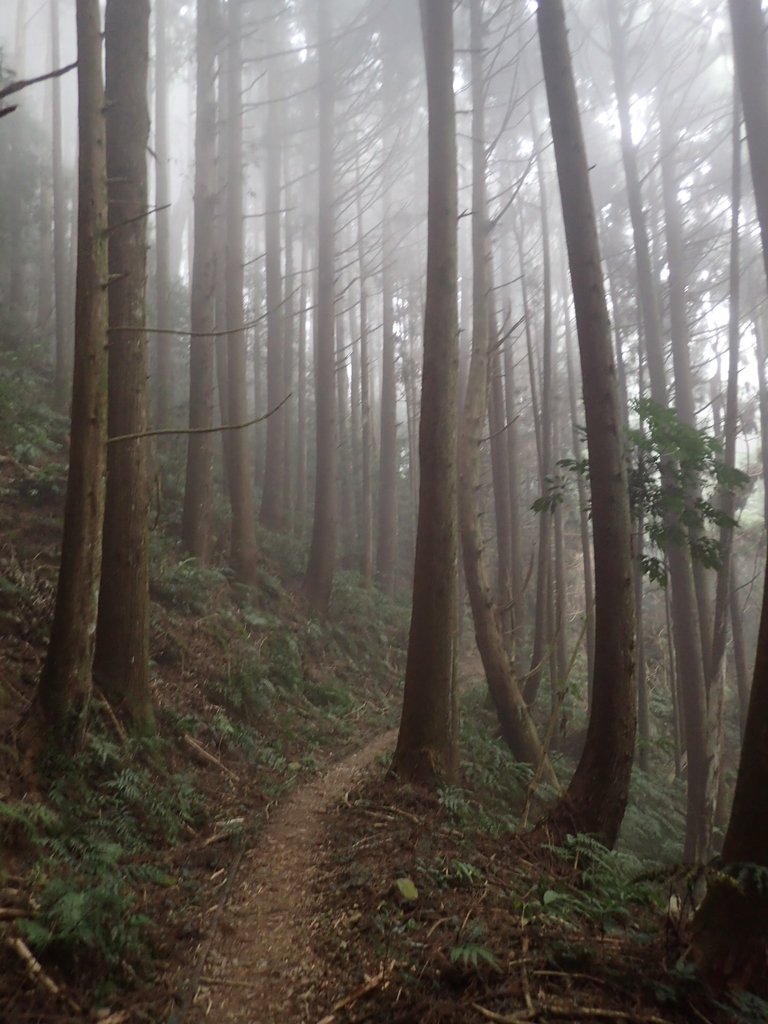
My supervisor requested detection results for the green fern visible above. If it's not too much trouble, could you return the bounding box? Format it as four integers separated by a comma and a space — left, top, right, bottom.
449, 943, 501, 971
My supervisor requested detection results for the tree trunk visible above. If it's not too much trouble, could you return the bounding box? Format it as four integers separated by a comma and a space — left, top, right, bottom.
608, 0, 709, 860
50, 0, 71, 411
154, 0, 173, 431
524, 164, 555, 708
303, 0, 337, 611
376, 223, 398, 596
261, 53, 287, 531
392, 0, 459, 787
223, 0, 257, 584
691, 0, 768, 988
181, 0, 217, 564
563, 292, 595, 697
94, 0, 154, 735
34, 0, 109, 752
458, 0, 555, 784
356, 191, 374, 583
536, 0, 636, 848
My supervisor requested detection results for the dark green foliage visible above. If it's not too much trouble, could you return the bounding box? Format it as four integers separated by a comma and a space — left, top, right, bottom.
538, 834, 663, 931
628, 399, 750, 584
1, 731, 206, 984
533, 399, 750, 584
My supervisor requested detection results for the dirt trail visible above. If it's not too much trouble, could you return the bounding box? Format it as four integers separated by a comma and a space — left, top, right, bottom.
183, 729, 399, 1024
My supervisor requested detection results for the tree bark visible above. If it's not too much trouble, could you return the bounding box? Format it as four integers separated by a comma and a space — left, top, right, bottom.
303, 0, 337, 611
34, 0, 108, 752
392, 0, 459, 787
261, 52, 287, 531
536, 0, 636, 847
690, 0, 768, 987
181, 0, 217, 564
608, 0, 709, 860
154, 0, 173, 432
94, 0, 155, 735
223, 0, 258, 584
50, 0, 71, 411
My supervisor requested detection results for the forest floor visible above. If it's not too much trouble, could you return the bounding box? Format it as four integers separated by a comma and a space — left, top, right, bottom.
0, 377, 764, 1024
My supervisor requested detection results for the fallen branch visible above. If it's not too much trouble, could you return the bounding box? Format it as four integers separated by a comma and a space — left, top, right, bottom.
5, 935, 61, 997
545, 1008, 673, 1024
473, 1002, 674, 1024
183, 735, 237, 779
0, 908, 29, 921
315, 967, 388, 1024
473, 1004, 534, 1024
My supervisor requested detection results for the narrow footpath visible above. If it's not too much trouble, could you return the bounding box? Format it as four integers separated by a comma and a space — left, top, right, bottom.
179, 729, 399, 1024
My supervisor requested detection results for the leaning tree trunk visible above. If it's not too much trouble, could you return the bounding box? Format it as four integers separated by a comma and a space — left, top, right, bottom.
608, 0, 709, 861
391, 0, 459, 787
459, 0, 556, 785
536, 0, 636, 848
34, 0, 108, 752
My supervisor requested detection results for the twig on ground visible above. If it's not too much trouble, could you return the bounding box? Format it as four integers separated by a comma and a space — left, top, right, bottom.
520, 932, 535, 1015
315, 966, 388, 1024
5, 935, 61, 998
183, 734, 238, 779
473, 1004, 535, 1023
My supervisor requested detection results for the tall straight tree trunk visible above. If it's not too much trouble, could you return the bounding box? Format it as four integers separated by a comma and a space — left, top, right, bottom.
50, 0, 71, 411
154, 0, 172, 431
303, 0, 337, 611
93, 0, 154, 736
376, 223, 398, 596
608, 0, 709, 861
181, 0, 217, 563
524, 165, 555, 707
14, 0, 28, 76
35, 0, 108, 752
282, 200, 295, 532
261, 53, 287, 531
537, 0, 636, 848
503, 319, 525, 636
705, 91, 743, 831
392, 0, 459, 786
295, 264, 309, 536
659, 105, 713, 681
336, 309, 355, 564
692, 0, 768, 959
356, 189, 374, 583
489, 336, 513, 642
223, 0, 257, 584
563, 291, 595, 694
